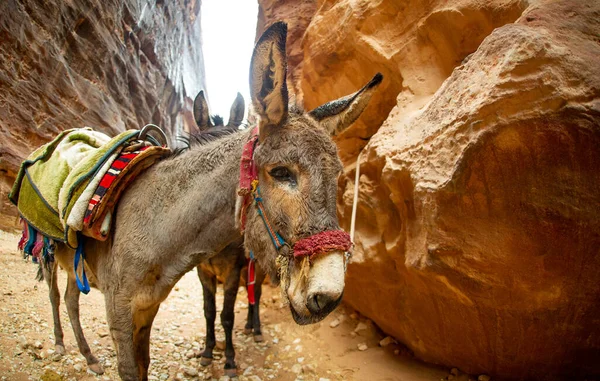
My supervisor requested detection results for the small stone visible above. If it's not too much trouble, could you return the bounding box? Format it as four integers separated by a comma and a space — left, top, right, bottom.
302, 364, 316, 374
184, 367, 198, 377
175, 373, 184, 381
159, 373, 168, 380
186, 350, 196, 359
478, 376, 491, 381
318, 379, 331, 381
34, 340, 43, 349
354, 322, 367, 332
248, 376, 262, 381
218, 376, 230, 381
329, 319, 340, 328
291, 363, 303, 374
357, 343, 368, 351
292, 338, 301, 344
379, 336, 395, 347
97, 330, 109, 338
297, 357, 304, 363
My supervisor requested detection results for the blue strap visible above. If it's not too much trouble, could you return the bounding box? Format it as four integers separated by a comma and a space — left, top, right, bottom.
249, 250, 255, 260
74, 233, 90, 294
253, 185, 286, 250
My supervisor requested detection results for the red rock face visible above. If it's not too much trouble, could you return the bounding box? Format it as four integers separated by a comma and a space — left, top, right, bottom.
259, 0, 600, 379
0, 0, 205, 229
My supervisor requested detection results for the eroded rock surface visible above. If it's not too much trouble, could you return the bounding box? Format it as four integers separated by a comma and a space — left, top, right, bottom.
0, 0, 205, 229
260, 0, 599, 379
337, 1, 600, 380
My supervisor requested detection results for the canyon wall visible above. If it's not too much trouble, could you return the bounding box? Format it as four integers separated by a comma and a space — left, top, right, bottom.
258, 0, 600, 379
0, 0, 205, 229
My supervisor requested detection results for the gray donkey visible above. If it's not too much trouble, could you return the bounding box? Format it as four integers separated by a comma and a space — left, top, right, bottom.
46, 22, 381, 380
32, 91, 249, 377
187, 90, 267, 377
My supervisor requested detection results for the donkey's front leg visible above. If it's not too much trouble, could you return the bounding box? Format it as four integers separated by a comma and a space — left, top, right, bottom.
222, 268, 241, 377
133, 305, 160, 381
105, 292, 139, 380
198, 271, 217, 366
64, 275, 104, 374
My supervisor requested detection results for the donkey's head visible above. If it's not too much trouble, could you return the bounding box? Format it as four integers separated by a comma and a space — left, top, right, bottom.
243, 22, 382, 325
193, 90, 245, 130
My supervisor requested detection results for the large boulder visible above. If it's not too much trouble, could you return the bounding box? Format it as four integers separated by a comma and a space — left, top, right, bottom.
0, 0, 205, 229
337, 1, 600, 379
258, 0, 600, 379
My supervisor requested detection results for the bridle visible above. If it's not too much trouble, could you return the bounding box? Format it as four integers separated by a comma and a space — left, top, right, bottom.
237, 127, 353, 300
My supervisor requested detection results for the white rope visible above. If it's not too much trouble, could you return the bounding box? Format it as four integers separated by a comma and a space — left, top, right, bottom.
350, 150, 362, 242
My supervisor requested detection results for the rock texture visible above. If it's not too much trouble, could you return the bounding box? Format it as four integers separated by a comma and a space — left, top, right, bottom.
0, 0, 205, 229
260, 0, 600, 380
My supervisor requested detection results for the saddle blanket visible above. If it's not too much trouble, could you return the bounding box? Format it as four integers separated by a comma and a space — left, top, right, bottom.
9, 128, 170, 250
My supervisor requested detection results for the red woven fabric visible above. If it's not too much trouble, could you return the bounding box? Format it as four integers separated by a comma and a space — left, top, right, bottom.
293, 230, 352, 260
247, 258, 256, 305
238, 127, 259, 231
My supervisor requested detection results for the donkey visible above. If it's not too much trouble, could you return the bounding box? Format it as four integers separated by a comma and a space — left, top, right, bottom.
188, 90, 267, 377
46, 22, 381, 380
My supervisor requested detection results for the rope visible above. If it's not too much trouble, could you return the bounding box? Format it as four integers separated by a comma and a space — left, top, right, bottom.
350, 150, 362, 242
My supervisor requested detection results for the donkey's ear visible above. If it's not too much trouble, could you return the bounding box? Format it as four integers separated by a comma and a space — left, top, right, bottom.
309, 73, 383, 136
250, 22, 288, 138
227, 92, 245, 127
193, 90, 213, 130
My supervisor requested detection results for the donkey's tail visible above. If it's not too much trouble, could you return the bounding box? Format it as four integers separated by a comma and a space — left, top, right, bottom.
35, 261, 44, 282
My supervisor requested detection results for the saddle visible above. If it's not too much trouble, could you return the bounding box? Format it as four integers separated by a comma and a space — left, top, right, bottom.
9, 126, 171, 261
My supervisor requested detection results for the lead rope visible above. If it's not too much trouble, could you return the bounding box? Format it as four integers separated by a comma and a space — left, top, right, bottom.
347, 150, 362, 271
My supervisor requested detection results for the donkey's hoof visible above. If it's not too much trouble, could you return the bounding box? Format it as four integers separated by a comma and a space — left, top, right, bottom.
87, 362, 104, 375
200, 357, 213, 366
225, 367, 238, 378
253, 334, 264, 343
54, 344, 65, 355
243, 327, 253, 335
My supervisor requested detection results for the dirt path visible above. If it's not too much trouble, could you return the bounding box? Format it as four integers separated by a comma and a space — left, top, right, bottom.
0, 230, 449, 381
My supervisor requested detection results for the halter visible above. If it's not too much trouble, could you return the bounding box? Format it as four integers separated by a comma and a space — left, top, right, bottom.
237, 127, 353, 299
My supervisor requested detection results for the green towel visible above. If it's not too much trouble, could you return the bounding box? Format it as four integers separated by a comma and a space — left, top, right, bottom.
9, 128, 139, 248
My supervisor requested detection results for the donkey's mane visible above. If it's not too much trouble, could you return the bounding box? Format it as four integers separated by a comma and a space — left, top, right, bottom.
172, 120, 242, 156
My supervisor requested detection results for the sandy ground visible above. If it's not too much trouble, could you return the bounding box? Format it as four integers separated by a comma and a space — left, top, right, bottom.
0, 230, 453, 381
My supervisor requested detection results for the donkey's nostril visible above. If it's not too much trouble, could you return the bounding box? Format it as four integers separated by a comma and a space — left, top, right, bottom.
307, 292, 341, 315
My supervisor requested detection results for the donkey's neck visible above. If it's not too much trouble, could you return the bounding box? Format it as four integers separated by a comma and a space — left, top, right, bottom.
116, 128, 251, 265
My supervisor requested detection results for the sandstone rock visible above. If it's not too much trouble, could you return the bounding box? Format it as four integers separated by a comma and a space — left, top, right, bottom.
258, 0, 600, 379
0, 0, 205, 229
357, 343, 368, 351
335, 1, 600, 380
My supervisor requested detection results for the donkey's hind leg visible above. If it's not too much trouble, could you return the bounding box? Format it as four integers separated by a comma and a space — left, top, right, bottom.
64, 275, 104, 374
197, 268, 217, 366
42, 259, 65, 355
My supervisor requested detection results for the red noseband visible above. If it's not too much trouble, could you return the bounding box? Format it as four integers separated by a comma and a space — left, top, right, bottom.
293, 230, 353, 261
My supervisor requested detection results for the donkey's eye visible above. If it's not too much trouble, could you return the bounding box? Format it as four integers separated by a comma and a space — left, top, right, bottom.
269, 166, 296, 185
